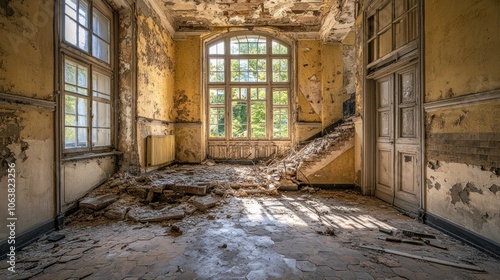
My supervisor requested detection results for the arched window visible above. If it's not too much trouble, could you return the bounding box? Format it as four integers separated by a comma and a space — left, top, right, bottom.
206, 33, 291, 141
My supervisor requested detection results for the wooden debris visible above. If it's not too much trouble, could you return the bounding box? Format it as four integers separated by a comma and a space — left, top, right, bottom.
382, 237, 424, 246
359, 245, 484, 272
402, 230, 436, 239
379, 227, 393, 235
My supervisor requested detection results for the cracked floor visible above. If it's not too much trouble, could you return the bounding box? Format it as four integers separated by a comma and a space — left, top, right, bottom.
2, 190, 499, 279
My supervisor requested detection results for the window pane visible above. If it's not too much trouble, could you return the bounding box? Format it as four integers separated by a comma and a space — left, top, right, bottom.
77, 127, 88, 147
231, 59, 266, 82
272, 41, 288, 54
232, 101, 247, 138
250, 88, 266, 100
272, 59, 288, 82
209, 89, 225, 104
64, 16, 78, 46
408, 8, 417, 42
367, 16, 375, 39
273, 89, 288, 105
378, 2, 392, 30
395, 18, 407, 49
379, 29, 392, 57
209, 108, 225, 138
93, 71, 111, 99
92, 36, 110, 62
251, 101, 266, 138
209, 58, 224, 82
65, 95, 76, 125
78, 25, 89, 51
65, 60, 88, 96
92, 101, 110, 127
78, 0, 88, 27
92, 128, 111, 146
368, 40, 377, 62
273, 108, 289, 138
209, 41, 225, 55
77, 98, 87, 126
230, 35, 266, 55
93, 9, 110, 41
395, 0, 407, 18
65, 127, 76, 148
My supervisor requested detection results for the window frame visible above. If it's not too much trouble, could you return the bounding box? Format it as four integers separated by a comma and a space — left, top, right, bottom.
59, 0, 116, 155
366, 0, 418, 68
206, 32, 292, 141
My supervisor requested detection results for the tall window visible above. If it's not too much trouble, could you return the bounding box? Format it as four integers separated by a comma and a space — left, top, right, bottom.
367, 0, 418, 64
207, 34, 291, 140
61, 0, 114, 151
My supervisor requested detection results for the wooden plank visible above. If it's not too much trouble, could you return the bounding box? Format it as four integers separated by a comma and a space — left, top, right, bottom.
359, 245, 484, 272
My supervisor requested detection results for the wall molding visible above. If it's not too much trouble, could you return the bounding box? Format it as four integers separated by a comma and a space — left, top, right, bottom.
0, 92, 56, 111
296, 122, 322, 127
424, 89, 500, 112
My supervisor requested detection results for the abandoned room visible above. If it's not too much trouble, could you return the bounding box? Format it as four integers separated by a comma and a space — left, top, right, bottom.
0, 0, 499, 278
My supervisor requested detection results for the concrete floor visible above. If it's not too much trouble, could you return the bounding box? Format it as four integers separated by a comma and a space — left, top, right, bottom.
2, 189, 499, 279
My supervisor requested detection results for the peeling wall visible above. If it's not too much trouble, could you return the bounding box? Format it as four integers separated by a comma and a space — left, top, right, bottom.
117, 8, 139, 173
426, 162, 500, 243
425, 0, 500, 102
136, 0, 176, 171
63, 156, 116, 210
0, 1, 55, 240
304, 147, 355, 184
424, 0, 500, 244
0, 107, 55, 240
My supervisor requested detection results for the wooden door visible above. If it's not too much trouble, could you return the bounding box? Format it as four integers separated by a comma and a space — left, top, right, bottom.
375, 64, 420, 213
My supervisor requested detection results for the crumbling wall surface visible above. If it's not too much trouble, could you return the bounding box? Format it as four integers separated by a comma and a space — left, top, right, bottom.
304, 147, 355, 184
0, 107, 55, 240
353, 9, 363, 188
175, 125, 203, 163
0, 2, 55, 240
297, 40, 322, 123
63, 156, 116, 210
136, 0, 176, 171
117, 8, 139, 173
425, 0, 500, 102
424, 0, 500, 244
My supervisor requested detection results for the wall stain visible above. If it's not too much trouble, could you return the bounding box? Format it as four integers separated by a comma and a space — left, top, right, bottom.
0, 0, 14, 17
452, 109, 469, 126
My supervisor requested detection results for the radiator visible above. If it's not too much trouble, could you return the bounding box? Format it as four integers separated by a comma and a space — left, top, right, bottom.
146, 135, 175, 166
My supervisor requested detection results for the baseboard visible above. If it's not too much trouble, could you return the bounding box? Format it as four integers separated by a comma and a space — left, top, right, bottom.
0, 219, 55, 258
425, 212, 500, 259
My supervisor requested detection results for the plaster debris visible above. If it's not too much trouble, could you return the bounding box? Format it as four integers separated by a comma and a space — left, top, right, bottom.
79, 194, 118, 211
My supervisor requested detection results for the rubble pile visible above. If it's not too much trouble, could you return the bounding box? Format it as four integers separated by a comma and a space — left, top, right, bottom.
265, 119, 355, 186
67, 164, 279, 225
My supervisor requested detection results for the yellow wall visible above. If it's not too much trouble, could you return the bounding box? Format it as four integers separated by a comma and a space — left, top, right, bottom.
425, 0, 500, 102
304, 147, 355, 184
424, 0, 500, 243
174, 36, 204, 162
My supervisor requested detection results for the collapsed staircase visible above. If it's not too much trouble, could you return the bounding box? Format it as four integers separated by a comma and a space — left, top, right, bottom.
267, 117, 355, 186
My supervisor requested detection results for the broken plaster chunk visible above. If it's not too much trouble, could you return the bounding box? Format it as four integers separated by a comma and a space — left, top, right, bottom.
189, 195, 220, 210
127, 207, 185, 223
126, 185, 152, 199
79, 194, 118, 211
171, 185, 207, 195
103, 202, 130, 220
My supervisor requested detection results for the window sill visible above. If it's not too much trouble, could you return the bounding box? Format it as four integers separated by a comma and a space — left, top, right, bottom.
62, 150, 123, 162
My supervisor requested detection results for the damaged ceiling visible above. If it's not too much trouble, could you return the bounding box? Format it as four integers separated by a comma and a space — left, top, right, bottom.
152, 0, 355, 42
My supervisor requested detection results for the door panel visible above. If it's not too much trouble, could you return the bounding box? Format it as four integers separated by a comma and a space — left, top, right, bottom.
375, 76, 394, 204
